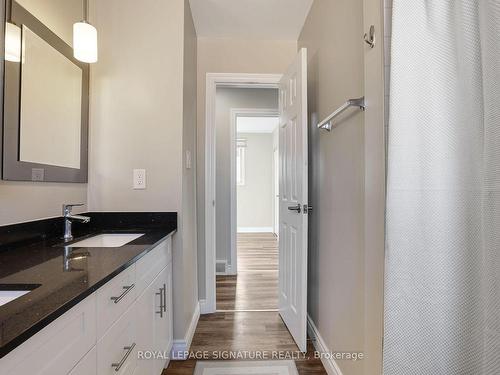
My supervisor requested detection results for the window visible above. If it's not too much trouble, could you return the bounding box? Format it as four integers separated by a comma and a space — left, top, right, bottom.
236, 138, 246, 186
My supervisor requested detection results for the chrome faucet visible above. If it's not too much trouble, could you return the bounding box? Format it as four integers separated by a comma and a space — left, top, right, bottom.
63, 204, 90, 241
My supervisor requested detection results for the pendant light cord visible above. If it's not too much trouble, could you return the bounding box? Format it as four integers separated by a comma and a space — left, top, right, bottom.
83, 0, 88, 22
7, 0, 13, 22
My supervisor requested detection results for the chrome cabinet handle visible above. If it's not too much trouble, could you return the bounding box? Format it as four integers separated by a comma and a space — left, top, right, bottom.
287, 204, 301, 213
111, 343, 136, 371
110, 284, 135, 304
156, 285, 164, 317
163, 283, 167, 313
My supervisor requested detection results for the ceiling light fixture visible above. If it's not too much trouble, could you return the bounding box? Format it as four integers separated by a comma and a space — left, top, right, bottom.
73, 0, 97, 63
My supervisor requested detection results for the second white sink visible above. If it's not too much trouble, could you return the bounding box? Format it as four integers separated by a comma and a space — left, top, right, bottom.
68, 233, 144, 248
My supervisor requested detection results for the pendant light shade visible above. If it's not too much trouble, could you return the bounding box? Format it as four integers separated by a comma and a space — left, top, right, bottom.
73, 21, 97, 63
5, 22, 21, 62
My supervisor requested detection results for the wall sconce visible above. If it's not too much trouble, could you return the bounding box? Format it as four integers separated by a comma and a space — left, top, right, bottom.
4, 0, 21, 63
73, 0, 97, 63
5, 21, 21, 62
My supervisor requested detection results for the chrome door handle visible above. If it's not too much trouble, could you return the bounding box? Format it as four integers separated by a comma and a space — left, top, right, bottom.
110, 284, 135, 304
287, 204, 301, 213
156, 286, 164, 317
111, 343, 136, 371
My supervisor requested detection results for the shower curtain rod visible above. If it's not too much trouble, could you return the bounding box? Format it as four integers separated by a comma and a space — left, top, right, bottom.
317, 97, 365, 131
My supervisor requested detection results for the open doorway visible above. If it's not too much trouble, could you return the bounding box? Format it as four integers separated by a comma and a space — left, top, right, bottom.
204, 54, 309, 351
211, 86, 280, 311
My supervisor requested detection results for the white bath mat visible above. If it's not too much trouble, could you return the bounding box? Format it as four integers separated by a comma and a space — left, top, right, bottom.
194, 360, 299, 375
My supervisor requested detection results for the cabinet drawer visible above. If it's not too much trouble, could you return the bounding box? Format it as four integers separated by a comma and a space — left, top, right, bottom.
97, 265, 136, 337
69, 347, 97, 375
97, 304, 137, 375
136, 237, 172, 295
0, 294, 97, 375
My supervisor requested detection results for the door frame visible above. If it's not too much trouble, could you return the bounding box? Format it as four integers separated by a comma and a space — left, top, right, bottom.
229, 107, 280, 276
203, 73, 282, 314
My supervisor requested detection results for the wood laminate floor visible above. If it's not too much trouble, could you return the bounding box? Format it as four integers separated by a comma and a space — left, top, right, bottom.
217, 233, 278, 311
163, 234, 327, 374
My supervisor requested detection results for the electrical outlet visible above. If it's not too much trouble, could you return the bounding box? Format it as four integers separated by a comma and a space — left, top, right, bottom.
31, 168, 44, 181
133, 169, 146, 189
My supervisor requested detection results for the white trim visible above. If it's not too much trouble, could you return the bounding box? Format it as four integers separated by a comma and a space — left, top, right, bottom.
199, 299, 211, 314
237, 226, 274, 233
307, 315, 343, 375
204, 73, 282, 314
170, 302, 201, 360
230, 107, 280, 278
216, 260, 228, 275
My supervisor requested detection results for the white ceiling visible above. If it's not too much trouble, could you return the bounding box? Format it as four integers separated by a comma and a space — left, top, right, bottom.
189, 0, 314, 40
237, 116, 279, 133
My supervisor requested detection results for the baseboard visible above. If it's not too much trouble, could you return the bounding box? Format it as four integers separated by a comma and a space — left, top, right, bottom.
170, 301, 200, 360
225, 264, 237, 275
307, 315, 343, 375
237, 227, 274, 233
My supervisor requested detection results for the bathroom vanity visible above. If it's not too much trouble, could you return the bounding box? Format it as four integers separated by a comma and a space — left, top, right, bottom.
0, 212, 177, 375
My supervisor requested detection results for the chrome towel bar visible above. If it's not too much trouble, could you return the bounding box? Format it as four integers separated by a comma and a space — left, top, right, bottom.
317, 97, 365, 131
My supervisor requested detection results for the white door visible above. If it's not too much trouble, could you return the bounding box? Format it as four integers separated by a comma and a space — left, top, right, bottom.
278, 48, 308, 352
274, 147, 280, 236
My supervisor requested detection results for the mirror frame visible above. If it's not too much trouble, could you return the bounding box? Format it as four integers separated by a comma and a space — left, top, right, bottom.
1, 0, 89, 183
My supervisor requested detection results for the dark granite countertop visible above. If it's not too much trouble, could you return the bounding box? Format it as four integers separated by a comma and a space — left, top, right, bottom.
0, 212, 177, 358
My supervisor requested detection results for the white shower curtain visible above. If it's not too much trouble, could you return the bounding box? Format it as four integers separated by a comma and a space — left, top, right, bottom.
384, 1, 499, 374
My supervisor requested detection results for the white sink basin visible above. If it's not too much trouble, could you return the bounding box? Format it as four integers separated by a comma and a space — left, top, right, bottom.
0, 290, 31, 307
69, 233, 144, 248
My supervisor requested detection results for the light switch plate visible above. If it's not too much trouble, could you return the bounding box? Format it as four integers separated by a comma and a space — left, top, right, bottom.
133, 169, 146, 189
186, 150, 192, 169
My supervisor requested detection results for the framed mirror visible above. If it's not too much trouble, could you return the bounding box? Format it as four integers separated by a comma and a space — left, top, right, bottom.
1, 0, 89, 182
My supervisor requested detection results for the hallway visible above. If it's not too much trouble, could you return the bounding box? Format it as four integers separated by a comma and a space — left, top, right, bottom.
217, 233, 278, 311
164, 233, 327, 374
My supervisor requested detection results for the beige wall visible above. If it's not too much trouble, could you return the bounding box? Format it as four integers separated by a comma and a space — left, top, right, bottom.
16, 0, 82, 45
0, 182, 87, 225
177, 0, 199, 341
197, 38, 297, 298
0, 0, 87, 226
89, 0, 197, 341
214, 87, 278, 266
236, 133, 274, 229
88, 0, 183, 212
299, 0, 384, 374
299, 0, 375, 375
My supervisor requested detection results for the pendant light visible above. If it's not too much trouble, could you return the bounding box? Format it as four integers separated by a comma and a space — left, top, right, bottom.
73, 0, 97, 63
4, 1, 21, 62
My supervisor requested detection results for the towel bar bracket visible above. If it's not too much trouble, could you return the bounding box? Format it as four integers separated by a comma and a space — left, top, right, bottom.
317, 96, 365, 131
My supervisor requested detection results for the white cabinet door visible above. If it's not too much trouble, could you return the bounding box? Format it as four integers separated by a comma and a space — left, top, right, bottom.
134, 263, 172, 375
153, 263, 173, 373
